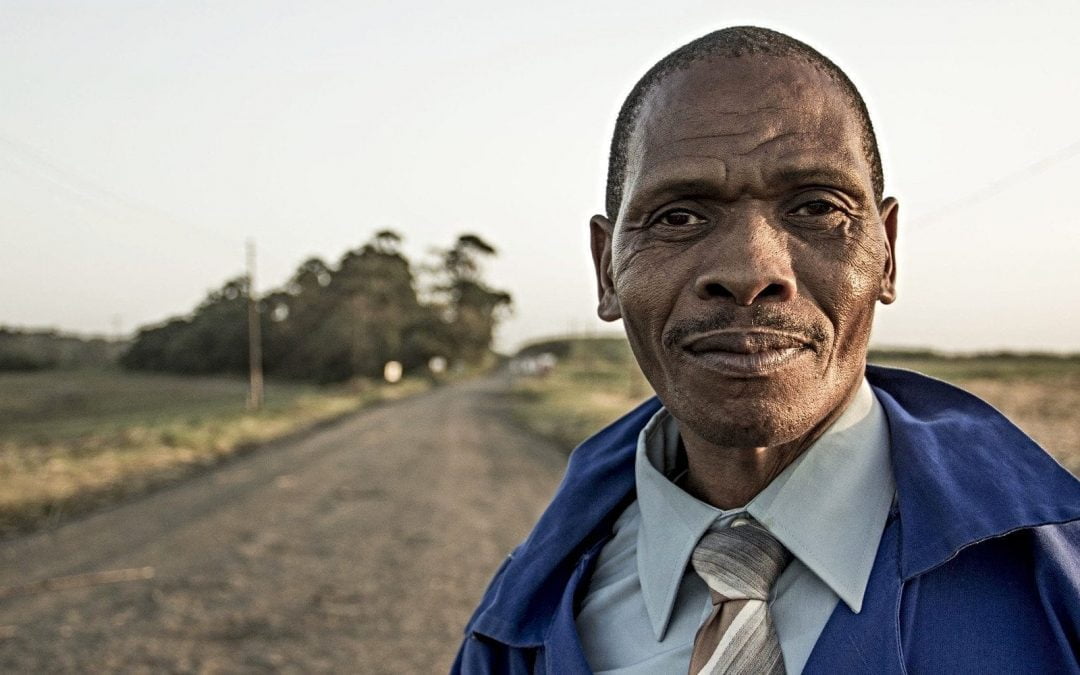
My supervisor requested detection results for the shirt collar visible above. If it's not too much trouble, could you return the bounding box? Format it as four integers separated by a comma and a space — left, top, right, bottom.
635, 378, 894, 640
634, 408, 723, 641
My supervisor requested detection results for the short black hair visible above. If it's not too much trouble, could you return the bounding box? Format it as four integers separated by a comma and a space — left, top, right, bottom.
605, 26, 884, 220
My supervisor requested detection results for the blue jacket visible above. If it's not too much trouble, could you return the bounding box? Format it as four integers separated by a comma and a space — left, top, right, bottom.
453, 366, 1080, 673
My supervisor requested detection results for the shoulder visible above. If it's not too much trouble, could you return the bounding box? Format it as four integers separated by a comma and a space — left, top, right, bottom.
920, 519, 1080, 610
900, 521, 1080, 672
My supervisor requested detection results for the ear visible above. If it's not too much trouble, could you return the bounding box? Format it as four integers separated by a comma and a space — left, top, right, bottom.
878, 197, 899, 304
590, 214, 622, 321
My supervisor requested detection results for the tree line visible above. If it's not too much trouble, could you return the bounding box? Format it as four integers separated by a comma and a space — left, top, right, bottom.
121, 231, 512, 383
0, 328, 123, 371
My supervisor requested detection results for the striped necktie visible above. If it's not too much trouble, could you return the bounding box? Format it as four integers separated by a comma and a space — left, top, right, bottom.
688, 519, 793, 675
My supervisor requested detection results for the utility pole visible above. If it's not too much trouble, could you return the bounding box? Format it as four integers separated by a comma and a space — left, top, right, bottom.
246, 239, 264, 411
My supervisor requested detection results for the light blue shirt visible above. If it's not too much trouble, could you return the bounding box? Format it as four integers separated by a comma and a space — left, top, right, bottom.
575, 378, 895, 674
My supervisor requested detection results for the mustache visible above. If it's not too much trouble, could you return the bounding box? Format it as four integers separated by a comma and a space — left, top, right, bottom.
662, 307, 829, 350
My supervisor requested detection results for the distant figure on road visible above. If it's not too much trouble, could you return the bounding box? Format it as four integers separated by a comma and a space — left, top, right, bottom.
453, 26, 1080, 674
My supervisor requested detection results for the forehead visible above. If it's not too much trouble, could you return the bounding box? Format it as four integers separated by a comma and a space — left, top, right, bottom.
626, 55, 871, 200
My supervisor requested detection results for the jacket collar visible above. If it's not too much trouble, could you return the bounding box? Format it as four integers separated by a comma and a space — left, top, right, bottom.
866, 365, 1080, 579
469, 364, 1080, 646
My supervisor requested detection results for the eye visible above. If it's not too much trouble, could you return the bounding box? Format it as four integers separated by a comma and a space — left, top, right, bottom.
790, 200, 841, 217
785, 198, 852, 230
651, 209, 707, 227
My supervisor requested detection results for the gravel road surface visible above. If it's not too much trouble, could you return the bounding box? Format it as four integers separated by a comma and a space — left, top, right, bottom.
0, 377, 566, 673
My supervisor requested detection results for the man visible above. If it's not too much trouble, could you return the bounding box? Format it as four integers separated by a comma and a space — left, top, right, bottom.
454, 26, 1080, 674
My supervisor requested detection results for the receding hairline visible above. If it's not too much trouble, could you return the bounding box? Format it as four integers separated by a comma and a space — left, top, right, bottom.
605, 27, 884, 221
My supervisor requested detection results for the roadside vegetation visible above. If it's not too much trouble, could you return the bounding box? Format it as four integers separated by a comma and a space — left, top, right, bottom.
0, 369, 427, 537
511, 336, 1080, 475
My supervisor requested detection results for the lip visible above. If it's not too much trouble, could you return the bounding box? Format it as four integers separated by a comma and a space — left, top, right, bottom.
679, 329, 813, 377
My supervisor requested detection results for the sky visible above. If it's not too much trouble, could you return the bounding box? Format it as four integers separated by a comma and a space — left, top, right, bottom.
1, 0, 1078, 353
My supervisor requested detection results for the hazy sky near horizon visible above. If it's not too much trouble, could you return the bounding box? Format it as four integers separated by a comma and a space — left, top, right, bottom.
2, 0, 1078, 352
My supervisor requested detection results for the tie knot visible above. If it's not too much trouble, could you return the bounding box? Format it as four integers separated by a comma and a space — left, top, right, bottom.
691, 520, 792, 601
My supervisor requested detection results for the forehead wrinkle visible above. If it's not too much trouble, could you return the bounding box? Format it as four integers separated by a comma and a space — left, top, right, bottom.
683, 104, 803, 123
666, 110, 802, 143
639, 129, 816, 174
653, 109, 796, 145
658, 112, 827, 158
725, 131, 808, 157
672, 131, 755, 141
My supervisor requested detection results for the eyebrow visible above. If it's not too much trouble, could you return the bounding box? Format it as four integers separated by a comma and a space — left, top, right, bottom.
768, 166, 866, 198
621, 176, 727, 218
624, 158, 731, 206
628, 167, 866, 208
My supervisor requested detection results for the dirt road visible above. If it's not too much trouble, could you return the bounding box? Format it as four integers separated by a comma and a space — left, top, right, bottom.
0, 377, 566, 673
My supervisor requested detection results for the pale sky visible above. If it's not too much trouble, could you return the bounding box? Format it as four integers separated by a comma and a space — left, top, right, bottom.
2, 0, 1078, 353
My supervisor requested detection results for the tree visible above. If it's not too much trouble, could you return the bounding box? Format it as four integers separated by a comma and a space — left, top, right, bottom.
432, 234, 513, 365
122, 278, 249, 374
122, 230, 511, 381
273, 231, 435, 382
268, 257, 337, 380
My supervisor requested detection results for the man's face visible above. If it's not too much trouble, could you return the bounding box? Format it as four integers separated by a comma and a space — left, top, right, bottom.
591, 56, 898, 449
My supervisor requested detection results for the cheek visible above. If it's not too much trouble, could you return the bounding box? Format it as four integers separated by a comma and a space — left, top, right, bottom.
845, 234, 889, 300
801, 234, 885, 351
611, 232, 690, 362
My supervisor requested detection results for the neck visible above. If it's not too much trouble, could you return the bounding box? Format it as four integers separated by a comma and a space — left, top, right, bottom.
679, 387, 859, 511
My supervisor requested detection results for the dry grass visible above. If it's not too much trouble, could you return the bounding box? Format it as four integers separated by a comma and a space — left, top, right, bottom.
512, 338, 1080, 475
511, 339, 651, 451
0, 369, 428, 536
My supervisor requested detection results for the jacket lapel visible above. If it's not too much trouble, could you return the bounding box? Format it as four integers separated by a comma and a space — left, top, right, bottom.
803, 513, 905, 674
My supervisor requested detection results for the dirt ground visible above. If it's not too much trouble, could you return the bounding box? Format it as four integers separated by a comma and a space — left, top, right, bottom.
0, 376, 564, 673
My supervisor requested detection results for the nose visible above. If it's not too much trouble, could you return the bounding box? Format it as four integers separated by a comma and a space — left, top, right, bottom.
692, 215, 796, 306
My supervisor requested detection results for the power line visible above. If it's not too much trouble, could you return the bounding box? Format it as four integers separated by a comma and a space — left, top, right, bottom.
0, 132, 240, 247
909, 137, 1080, 230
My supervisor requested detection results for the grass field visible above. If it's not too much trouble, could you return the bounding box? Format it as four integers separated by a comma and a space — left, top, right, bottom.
512, 337, 1080, 475
0, 369, 427, 536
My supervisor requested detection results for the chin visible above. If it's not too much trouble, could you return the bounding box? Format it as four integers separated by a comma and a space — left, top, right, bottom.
666, 381, 822, 450
690, 409, 804, 449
